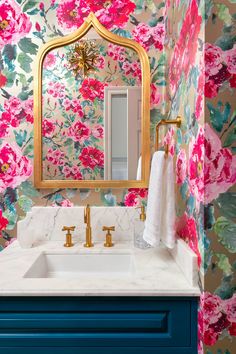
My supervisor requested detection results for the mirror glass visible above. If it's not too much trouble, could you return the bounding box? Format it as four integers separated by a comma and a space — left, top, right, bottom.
41, 28, 142, 181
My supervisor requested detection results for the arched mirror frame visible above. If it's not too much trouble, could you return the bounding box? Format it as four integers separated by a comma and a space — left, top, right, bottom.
34, 12, 150, 189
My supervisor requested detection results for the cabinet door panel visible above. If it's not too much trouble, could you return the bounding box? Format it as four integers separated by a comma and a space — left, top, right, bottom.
0, 297, 198, 350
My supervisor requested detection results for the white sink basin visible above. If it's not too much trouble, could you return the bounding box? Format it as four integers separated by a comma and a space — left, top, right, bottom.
24, 252, 135, 278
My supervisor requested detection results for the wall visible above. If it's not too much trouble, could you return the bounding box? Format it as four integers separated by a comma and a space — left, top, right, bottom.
166, 0, 236, 353
0, 0, 166, 244
202, 0, 236, 353
0, 1, 235, 353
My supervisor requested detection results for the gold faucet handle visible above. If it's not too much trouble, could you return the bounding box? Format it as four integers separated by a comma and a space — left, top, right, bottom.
102, 226, 115, 247
62, 226, 75, 247
136, 205, 146, 221
62, 226, 75, 232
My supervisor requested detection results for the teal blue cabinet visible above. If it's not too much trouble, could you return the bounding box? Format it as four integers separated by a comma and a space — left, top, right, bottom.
0, 297, 198, 354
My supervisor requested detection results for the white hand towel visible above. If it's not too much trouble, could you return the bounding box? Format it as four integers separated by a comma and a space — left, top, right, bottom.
143, 151, 165, 246
161, 155, 176, 249
136, 156, 142, 180
143, 151, 176, 248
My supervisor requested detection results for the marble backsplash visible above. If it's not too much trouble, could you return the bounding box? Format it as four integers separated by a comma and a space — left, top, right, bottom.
17, 206, 143, 248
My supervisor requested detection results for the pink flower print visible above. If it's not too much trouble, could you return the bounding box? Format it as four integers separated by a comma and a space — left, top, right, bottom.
223, 294, 236, 323
195, 61, 204, 120
131, 61, 140, 72
63, 98, 72, 111
205, 63, 231, 99
79, 146, 104, 170
4, 96, 22, 115
35, 22, 41, 32
56, 0, 135, 30
0, 143, 32, 192
95, 0, 136, 29
152, 23, 165, 50
169, 0, 202, 93
210, 313, 230, 338
47, 82, 65, 99
23, 98, 33, 123
43, 53, 56, 68
223, 45, 236, 74
134, 23, 152, 42
163, 127, 175, 156
0, 121, 9, 138
204, 79, 220, 98
0, 209, 8, 235
92, 125, 104, 139
203, 328, 219, 346
131, 61, 142, 81
229, 322, 236, 336
60, 199, 74, 207
150, 83, 161, 108
71, 99, 83, 116
205, 43, 223, 77
52, 199, 74, 207
229, 74, 236, 88
107, 43, 125, 61
0, 0, 32, 48
68, 121, 91, 143
222, 294, 236, 323
122, 61, 133, 75
62, 165, 82, 180
128, 188, 148, 199
80, 78, 106, 102
132, 22, 165, 52
63, 98, 83, 116
96, 56, 105, 69
176, 149, 187, 185
46, 148, 65, 166
176, 212, 201, 267
132, 23, 153, 50
204, 123, 236, 204
2, 96, 33, 127
198, 292, 236, 346
1, 111, 18, 129
188, 126, 204, 204
56, 0, 80, 30
200, 292, 223, 325
42, 119, 55, 138
124, 188, 148, 207
124, 191, 139, 207
0, 72, 7, 88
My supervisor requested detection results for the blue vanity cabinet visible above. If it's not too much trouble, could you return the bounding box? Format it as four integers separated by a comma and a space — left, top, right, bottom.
0, 296, 198, 354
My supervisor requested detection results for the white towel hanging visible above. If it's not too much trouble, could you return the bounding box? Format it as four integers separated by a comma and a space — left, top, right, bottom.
143, 151, 165, 246
143, 151, 176, 248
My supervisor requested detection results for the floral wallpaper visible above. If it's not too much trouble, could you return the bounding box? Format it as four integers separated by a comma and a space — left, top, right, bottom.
42, 40, 140, 180
0, 0, 235, 353
165, 0, 236, 353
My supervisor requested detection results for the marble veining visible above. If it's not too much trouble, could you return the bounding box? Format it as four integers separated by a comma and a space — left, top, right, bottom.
10, 206, 200, 296
17, 206, 142, 248
0, 240, 200, 296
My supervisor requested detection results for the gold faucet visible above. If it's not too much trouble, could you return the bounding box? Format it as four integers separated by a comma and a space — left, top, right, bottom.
84, 204, 94, 248
62, 226, 75, 247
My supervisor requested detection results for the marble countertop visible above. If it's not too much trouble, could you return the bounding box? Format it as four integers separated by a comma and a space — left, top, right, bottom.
0, 240, 200, 297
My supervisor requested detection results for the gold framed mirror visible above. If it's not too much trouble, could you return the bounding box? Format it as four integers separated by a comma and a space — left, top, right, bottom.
34, 12, 150, 189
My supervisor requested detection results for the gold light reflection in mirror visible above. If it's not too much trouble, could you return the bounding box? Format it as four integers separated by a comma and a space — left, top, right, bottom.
67, 40, 99, 77
34, 12, 150, 189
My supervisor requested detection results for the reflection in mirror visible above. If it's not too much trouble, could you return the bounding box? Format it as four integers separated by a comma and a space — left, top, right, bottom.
42, 28, 142, 181
104, 87, 141, 180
